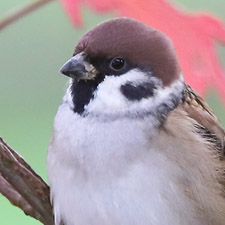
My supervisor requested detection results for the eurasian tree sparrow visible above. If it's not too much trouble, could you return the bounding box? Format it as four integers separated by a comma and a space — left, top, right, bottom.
47, 17, 225, 225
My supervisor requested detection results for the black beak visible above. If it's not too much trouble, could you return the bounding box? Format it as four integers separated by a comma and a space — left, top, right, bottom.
60, 53, 88, 79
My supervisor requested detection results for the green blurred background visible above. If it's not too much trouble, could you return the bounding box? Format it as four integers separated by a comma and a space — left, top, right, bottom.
0, 0, 225, 224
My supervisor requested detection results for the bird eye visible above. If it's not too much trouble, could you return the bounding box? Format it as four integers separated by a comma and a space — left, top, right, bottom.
110, 57, 125, 71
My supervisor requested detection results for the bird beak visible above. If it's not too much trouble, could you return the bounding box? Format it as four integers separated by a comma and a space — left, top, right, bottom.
60, 53, 97, 80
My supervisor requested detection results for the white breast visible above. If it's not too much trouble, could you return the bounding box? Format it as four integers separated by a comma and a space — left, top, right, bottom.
47, 100, 204, 225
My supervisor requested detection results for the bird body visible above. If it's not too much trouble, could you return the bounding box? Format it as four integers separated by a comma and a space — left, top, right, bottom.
47, 18, 225, 225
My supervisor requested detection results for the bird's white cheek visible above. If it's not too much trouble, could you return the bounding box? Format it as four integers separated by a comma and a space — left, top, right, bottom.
88, 80, 127, 113
85, 70, 184, 119
85, 69, 148, 115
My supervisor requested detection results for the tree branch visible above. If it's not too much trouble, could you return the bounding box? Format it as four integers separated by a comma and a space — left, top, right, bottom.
0, 0, 54, 31
0, 137, 53, 225
0, 175, 35, 218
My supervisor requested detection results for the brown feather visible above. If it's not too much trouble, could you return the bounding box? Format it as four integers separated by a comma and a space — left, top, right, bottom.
179, 84, 225, 197
181, 83, 225, 154
160, 108, 225, 224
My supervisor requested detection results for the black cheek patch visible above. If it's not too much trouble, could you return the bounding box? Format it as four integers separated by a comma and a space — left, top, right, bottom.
120, 82, 156, 101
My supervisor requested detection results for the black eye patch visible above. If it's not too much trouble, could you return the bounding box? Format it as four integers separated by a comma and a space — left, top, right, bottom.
120, 81, 156, 101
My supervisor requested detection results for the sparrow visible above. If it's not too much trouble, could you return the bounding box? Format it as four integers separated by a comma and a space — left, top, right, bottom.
47, 17, 225, 225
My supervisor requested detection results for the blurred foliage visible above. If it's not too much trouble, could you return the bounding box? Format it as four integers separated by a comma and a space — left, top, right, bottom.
0, 0, 224, 224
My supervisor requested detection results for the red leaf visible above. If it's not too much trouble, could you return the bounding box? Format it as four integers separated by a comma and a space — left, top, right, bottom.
59, 0, 225, 101
59, 0, 83, 25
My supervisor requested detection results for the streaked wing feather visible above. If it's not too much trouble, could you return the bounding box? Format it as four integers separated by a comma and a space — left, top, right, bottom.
181, 84, 225, 154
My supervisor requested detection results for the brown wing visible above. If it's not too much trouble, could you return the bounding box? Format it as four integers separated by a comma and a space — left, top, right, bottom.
181, 84, 225, 155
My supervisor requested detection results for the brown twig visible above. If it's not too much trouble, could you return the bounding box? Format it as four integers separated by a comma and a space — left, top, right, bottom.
0, 0, 54, 31
0, 137, 53, 225
0, 175, 35, 218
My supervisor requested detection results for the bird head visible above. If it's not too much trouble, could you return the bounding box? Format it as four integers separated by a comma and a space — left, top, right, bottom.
60, 17, 184, 121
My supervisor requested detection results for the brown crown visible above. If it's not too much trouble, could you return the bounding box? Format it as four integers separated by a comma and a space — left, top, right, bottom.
75, 17, 181, 86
